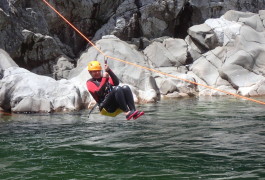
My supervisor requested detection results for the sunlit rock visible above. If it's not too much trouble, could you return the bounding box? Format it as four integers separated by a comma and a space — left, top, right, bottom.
144, 38, 187, 68
188, 23, 219, 50
0, 65, 87, 113
0, 49, 18, 70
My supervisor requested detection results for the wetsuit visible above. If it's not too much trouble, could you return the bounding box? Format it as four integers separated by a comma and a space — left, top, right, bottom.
86, 69, 136, 113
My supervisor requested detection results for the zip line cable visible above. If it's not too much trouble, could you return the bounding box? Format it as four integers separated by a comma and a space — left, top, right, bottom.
41, 0, 265, 106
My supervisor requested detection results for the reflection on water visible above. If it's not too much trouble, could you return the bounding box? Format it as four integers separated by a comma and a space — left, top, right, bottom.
0, 97, 265, 179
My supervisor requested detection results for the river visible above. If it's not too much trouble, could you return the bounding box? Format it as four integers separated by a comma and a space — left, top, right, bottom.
0, 97, 265, 179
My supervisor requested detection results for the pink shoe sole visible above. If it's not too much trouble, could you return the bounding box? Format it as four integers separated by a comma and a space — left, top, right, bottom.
126, 111, 139, 120
133, 111, 144, 120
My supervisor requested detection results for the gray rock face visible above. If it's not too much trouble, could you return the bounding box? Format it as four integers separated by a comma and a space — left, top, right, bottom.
53, 55, 75, 80
188, 24, 219, 50
0, 66, 88, 113
190, 10, 265, 96
0, 48, 88, 112
0, 49, 18, 70
1, 0, 265, 113
20, 30, 66, 76
1, 0, 265, 75
144, 38, 188, 68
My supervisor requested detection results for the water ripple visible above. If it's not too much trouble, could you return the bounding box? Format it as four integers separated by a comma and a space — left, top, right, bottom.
0, 97, 265, 179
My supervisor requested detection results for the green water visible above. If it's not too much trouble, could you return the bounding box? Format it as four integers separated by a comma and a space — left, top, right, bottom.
0, 97, 265, 180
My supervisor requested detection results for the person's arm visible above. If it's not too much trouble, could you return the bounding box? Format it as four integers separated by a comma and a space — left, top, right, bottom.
107, 69, 119, 86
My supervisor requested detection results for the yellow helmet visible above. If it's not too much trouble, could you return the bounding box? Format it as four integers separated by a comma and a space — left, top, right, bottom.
87, 61, 102, 71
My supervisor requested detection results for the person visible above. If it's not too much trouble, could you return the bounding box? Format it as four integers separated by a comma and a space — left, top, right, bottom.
86, 60, 144, 120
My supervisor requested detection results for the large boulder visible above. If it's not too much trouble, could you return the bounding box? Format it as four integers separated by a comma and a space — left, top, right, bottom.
0, 67, 88, 112
205, 16, 242, 46
0, 49, 88, 113
188, 23, 219, 50
20, 30, 72, 76
144, 38, 188, 68
189, 47, 236, 96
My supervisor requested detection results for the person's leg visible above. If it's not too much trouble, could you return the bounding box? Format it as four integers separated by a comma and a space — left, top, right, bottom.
100, 89, 118, 113
122, 85, 136, 111
113, 86, 130, 112
101, 86, 141, 120
114, 86, 138, 120
121, 85, 144, 120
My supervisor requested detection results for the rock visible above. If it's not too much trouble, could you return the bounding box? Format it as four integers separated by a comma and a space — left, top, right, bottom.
259, 10, 265, 27
154, 69, 197, 96
53, 55, 75, 80
238, 79, 265, 96
222, 10, 256, 22
0, 66, 86, 113
163, 38, 188, 65
188, 23, 219, 50
138, 89, 158, 103
220, 58, 264, 89
188, 11, 265, 97
190, 56, 220, 86
185, 36, 203, 61
205, 16, 242, 46
239, 14, 264, 32
0, 48, 18, 70
144, 41, 176, 67
163, 92, 190, 99
20, 30, 65, 75
2, 0, 265, 62
218, 23, 265, 90
144, 38, 188, 68
12, 97, 51, 113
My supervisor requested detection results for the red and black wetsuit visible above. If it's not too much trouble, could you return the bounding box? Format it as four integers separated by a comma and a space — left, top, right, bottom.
86, 69, 136, 113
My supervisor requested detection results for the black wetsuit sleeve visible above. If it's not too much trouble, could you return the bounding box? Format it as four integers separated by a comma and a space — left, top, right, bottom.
107, 69, 119, 86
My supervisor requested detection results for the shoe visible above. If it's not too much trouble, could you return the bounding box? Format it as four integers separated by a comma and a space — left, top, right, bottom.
126, 110, 139, 120
133, 111, 144, 120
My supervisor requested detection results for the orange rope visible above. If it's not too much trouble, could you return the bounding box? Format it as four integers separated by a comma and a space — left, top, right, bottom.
41, 0, 265, 105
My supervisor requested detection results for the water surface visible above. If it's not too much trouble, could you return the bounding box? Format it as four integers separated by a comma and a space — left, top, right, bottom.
0, 97, 265, 179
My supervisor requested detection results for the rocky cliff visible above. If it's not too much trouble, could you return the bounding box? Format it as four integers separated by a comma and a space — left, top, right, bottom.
1, 0, 265, 113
